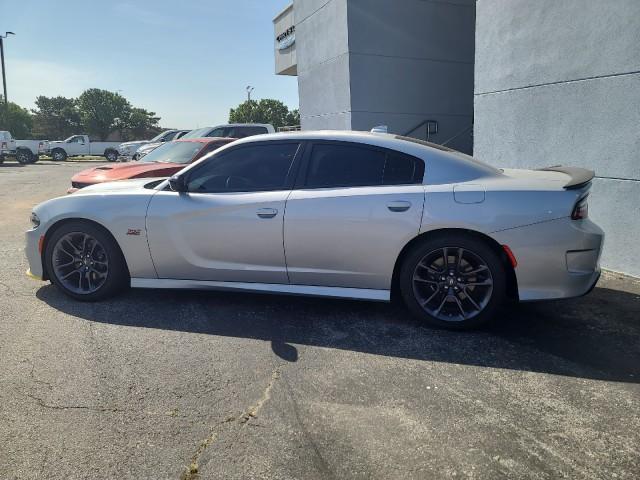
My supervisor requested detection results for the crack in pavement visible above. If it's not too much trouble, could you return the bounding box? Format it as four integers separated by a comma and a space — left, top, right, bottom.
25, 392, 125, 413
179, 366, 283, 480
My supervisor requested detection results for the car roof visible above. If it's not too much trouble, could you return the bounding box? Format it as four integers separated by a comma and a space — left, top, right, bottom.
174, 137, 237, 144
200, 123, 273, 129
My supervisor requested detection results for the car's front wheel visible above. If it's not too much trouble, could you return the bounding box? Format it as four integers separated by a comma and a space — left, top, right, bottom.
45, 221, 129, 301
51, 148, 67, 162
399, 233, 506, 329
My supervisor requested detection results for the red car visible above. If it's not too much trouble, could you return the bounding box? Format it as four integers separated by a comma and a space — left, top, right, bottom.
68, 138, 235, 193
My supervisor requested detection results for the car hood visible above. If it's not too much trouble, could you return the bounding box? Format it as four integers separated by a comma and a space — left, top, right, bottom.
119, 140, 149, 147
73, 177, 163, 194
72, 162, 183, 183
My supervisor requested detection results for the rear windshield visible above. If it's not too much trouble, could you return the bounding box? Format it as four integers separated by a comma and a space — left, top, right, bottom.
395, 135, 501, 173
140, 141, 203, 164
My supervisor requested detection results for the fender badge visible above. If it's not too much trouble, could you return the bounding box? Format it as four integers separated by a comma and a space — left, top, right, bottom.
127, 229, 141, 236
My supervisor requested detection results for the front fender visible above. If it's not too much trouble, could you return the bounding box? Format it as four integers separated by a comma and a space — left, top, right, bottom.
35, 193, 157, 279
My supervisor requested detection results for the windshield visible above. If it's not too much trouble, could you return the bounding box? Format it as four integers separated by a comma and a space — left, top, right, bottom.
140, 141, 203, 164
150, 130, 172, 142
181, 127, 211, 139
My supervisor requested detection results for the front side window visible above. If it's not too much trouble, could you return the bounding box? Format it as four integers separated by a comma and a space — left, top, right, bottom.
186, 143, 299, 193
304, 143, 424, 188
206, 127, 233, 138
69, 136, 84, 143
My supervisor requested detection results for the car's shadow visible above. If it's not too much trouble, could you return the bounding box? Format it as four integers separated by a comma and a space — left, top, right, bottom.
36, 284, 640, 383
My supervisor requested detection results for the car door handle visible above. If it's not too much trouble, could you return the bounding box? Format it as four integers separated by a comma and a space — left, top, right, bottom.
387, 201, 411, 212
256, 208, 278, 219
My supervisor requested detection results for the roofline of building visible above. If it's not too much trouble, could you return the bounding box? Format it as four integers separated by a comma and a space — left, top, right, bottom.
273, 2, 293, 22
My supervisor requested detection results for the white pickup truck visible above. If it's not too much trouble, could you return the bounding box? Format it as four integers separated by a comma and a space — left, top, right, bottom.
47, 135, 121, 162
0, 131, 50, 164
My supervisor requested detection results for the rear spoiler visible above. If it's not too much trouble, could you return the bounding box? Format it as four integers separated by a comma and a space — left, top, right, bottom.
537, 166, 595, 190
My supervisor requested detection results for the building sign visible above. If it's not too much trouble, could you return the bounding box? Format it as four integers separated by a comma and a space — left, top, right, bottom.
276, 25, 295, 50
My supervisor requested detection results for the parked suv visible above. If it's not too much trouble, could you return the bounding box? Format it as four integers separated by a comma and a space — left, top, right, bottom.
118, 130, 188, 162
181, 123, 275, 139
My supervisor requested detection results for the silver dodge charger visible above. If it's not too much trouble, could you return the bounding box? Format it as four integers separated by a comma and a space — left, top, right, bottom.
25, 131, 603, 329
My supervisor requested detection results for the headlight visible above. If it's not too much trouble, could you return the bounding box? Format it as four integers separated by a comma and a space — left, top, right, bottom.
30, 212, 40, 229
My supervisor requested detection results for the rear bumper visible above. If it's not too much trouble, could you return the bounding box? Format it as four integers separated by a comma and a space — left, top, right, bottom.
492, 217, 604, 301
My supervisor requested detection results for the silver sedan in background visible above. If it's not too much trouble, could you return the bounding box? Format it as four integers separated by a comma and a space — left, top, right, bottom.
25, 131, 603, 329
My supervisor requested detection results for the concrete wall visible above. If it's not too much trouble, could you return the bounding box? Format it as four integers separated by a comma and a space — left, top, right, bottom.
294, 0, 352, 130
474, 0, 640, 277
293, 0, 476, 151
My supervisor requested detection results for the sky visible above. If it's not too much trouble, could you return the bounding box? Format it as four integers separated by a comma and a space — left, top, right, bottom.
0, 0, 298, 128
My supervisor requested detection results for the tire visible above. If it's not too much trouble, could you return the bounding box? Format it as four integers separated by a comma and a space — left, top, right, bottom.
399, 233, 506, 330
0, 155, 4, 164
45, 221, 129, 301
51, 148, 68, 162
105, 150, 118, 162
29, 154, 40, 164
16, 149, 33, 164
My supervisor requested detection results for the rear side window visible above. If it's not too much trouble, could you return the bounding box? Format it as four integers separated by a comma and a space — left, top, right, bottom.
384, 151, 425, 185
232, 126, 268, 138
304, 143, 424, 188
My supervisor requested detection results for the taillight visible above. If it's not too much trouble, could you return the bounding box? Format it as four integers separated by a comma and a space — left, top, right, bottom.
571, 194, 589, 220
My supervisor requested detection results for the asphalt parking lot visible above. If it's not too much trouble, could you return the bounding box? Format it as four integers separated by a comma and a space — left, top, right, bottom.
1, 160, 639, 480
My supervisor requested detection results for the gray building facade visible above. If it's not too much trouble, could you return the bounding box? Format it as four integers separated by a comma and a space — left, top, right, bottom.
275, 0, 640, 277
275, 0, 476, 153
474, 0, 640, 277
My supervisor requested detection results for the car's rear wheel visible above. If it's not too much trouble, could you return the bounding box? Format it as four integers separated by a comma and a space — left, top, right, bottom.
399, 233, 506, 329
45, 221, 129, 301
105, 150, 118, 162
16, 149, 33, 164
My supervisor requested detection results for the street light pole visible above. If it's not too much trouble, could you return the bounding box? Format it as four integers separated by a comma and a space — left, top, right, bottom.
246, 85, 254, 102
0, 32, 15, 105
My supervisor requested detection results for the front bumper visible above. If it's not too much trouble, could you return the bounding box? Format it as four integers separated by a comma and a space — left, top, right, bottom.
25, 228, 45, 280
492, 217, 604, 301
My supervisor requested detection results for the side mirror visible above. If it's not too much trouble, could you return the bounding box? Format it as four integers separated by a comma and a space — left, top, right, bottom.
168, 174, 187, 192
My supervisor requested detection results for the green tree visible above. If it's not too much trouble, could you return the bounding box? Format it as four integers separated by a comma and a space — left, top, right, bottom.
31, 96, 81, 139
229, 99, 299, 129
285, 108, 300, 127
121, 107, 161, 141
0, 96, 33, 138
77, 89, 131, 141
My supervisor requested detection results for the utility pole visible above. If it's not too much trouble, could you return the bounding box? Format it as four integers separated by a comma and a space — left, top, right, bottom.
0, 32, 15, 105
246, 85, 254, 102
